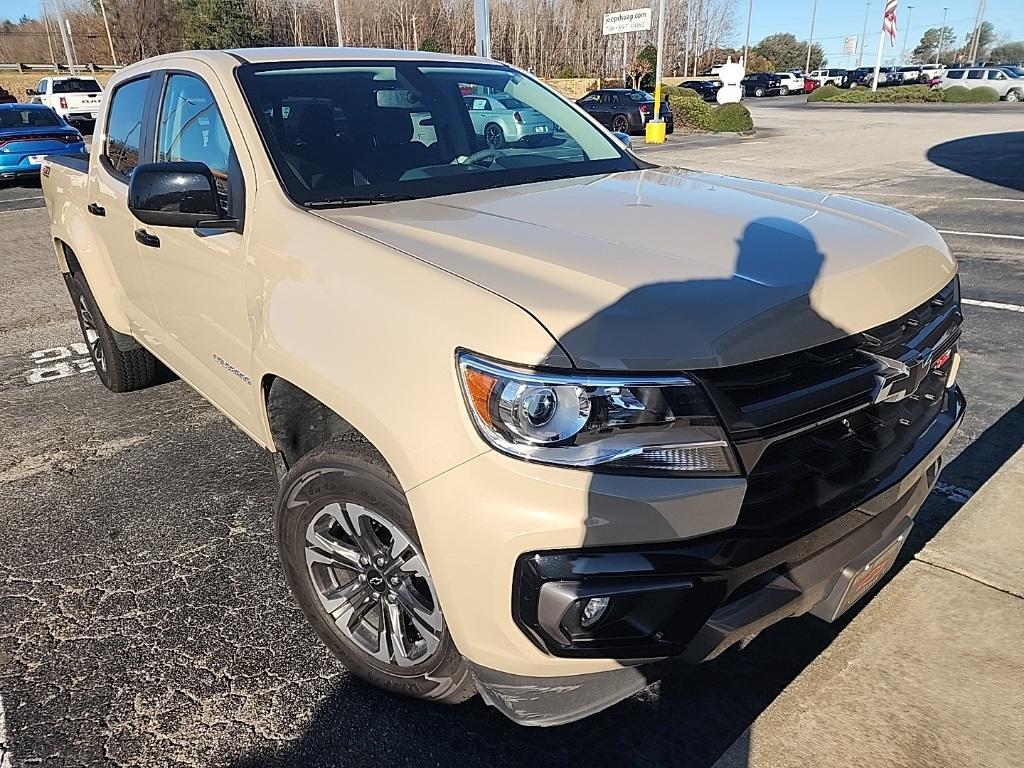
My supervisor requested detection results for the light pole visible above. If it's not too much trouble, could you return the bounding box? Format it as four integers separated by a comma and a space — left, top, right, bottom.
935, 6, 948, 66
805, 0, 818, 74
858, 2, 871, 68
899, 5, 913, 64
743, 0, 753, 63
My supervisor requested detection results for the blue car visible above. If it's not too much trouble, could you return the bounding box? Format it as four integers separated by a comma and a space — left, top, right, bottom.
0, 103, 86, 182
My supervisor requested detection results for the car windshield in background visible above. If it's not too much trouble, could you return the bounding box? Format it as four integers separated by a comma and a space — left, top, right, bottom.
236, 61, 636, 207
52, 78, 102, 93
0, 107, 61, 128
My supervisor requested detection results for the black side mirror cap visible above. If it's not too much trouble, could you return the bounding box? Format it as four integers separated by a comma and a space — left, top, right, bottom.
26, 89, 38, 96
127, 161, 233, 230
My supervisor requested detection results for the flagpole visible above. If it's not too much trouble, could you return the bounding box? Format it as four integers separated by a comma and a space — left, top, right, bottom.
871, 27, 885, 92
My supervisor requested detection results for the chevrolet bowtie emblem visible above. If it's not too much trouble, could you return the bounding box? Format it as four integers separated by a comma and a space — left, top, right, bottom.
866, 352, 916, 405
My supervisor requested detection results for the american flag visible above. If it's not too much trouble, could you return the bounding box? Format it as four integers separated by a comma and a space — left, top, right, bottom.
882, 0, 898, 46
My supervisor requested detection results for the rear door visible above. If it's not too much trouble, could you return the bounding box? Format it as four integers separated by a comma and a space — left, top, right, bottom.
136, 67, 256, 426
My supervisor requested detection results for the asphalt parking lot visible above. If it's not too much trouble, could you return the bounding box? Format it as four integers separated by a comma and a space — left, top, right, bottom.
1, 102, 1022, 768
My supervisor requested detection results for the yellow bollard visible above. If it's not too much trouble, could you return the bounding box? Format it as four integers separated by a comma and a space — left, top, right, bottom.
645, 120, 667, 144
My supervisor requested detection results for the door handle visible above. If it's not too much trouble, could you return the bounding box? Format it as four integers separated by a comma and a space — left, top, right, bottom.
87, 202, 105, 217
134, 228, 160, 248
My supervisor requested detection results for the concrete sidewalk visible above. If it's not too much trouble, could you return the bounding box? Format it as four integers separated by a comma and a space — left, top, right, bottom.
713, 449, 1024, 768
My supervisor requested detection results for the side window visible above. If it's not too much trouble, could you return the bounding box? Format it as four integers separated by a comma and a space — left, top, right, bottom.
157, 74, 233, 216
947, 70, 964, 79
579, 93, 601, 104
104, 77, 149, 176
966, 70, 984, 80
987, 70, 1005, 80
37, 80, 47, 94
470, 98, 489, 111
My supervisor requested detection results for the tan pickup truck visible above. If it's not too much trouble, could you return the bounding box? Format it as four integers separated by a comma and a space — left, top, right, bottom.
42, 47, 965, 726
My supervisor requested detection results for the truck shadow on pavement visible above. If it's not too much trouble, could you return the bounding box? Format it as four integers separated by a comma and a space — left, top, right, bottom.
927, 131, 1024, 193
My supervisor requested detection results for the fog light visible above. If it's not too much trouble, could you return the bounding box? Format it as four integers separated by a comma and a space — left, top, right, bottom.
580, 596, 610, 628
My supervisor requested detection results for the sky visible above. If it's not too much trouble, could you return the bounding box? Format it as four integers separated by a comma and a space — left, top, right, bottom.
735, 1, 1023, 67
3, 0, 1023, 67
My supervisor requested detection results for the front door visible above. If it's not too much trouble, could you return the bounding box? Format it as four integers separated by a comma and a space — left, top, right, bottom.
89, 74, 162, 338
136, 68, 256, 429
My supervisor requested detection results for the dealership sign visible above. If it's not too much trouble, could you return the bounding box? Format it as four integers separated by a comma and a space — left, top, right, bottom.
602, 9, 652, 35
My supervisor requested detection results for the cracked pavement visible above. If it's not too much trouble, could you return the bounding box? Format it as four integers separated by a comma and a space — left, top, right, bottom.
1, 104, 1022, 767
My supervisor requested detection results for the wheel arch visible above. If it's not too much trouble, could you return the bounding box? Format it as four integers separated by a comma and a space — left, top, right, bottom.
55, 238, 133, 334
262, 374, 401, 484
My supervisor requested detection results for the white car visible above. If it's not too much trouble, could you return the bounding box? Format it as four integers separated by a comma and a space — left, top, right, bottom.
27, 76, 104, 129
775, 72, 804, 95
807, 69, 847, 87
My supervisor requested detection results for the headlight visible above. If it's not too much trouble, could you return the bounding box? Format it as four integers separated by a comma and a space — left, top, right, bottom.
457, 351, 738, 475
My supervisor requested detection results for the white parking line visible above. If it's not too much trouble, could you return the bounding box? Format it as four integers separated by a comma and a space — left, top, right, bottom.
937, 229, 1024, 241
963, 197, 1024, 203
962, 298, 1024, 313
932, 481, 974, 504
1, 692, 12, 768
0, 195, 43, 204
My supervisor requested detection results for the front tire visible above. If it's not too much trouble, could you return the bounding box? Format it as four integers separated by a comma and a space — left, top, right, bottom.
67, 271, 158, 392
1005, 89, 1022, 102
275, 439, 476, 704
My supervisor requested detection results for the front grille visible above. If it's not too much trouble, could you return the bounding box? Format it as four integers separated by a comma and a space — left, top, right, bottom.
695, 278, 962, 536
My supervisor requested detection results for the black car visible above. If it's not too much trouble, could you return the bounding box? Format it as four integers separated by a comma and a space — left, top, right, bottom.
679, 80, 722, 102
576, 89, 674, 135
741, 73, 783, 97
0, 87, 15, 105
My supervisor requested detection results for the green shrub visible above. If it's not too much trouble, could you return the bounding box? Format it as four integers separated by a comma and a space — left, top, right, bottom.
807, 84, 841, 102
965, 85, 1000, 102
708, 102, 753, 132
941, 86, 971, 102
669, 94, 711, 130
815, 85, 941, 103
660, 84, 700, 100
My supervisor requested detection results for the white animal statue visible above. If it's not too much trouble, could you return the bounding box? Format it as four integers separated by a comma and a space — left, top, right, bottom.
716, 56, 745, 105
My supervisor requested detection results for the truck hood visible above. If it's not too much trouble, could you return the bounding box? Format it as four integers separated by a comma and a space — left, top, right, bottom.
320, 167, 957, 370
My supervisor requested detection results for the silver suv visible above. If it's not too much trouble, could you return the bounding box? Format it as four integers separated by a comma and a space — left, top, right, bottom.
940, 67, 1024, 101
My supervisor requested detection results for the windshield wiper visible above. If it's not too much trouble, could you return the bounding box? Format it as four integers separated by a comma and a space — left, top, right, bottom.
304, 193, 418, 209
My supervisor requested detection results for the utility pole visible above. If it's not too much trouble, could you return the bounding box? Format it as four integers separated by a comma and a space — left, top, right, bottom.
743, 0, 753, 63
411, 14, 418, 50
474, 0, 492, 57
935, 6, 948, 66
97, 0, 118, 66
652, 0, 667, 121
65, 17, 79, 72
858, 2, 871, 67
967, 0, 986, 64
332, 0, 343, 46
683, 0, 691, 77
805, 0, 818, 73
51, 0, 76, 71
39, 2, 56, 67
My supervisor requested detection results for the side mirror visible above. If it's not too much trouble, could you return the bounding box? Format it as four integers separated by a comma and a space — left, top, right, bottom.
26, 89, 38, 96
127, 161, 237, 230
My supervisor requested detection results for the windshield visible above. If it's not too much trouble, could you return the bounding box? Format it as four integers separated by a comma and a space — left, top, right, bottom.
52, 78, 102, 94
0, 107, 62, 128
236, 61, 636, 207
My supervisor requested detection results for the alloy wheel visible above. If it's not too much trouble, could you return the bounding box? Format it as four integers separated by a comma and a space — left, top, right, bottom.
304, 501, 443, 669
484, 124, 505, 148
612, 115, 629, 133
78, 295, 105, 373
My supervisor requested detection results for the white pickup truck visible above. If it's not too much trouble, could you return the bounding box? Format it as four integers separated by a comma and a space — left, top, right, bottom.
28, 75, 104, 128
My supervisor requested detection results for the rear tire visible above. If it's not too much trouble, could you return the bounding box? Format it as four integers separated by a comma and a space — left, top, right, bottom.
275, 438, 477, 705
67, 271, 158, 393
1005, 89, 1022, 103
483, 122, 506, 149
780, 86, 790, 96
611, 114, 630, 133
754, 87, 766, 97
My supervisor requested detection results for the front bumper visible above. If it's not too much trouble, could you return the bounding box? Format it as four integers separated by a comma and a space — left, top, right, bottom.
413, 385, 964, 725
